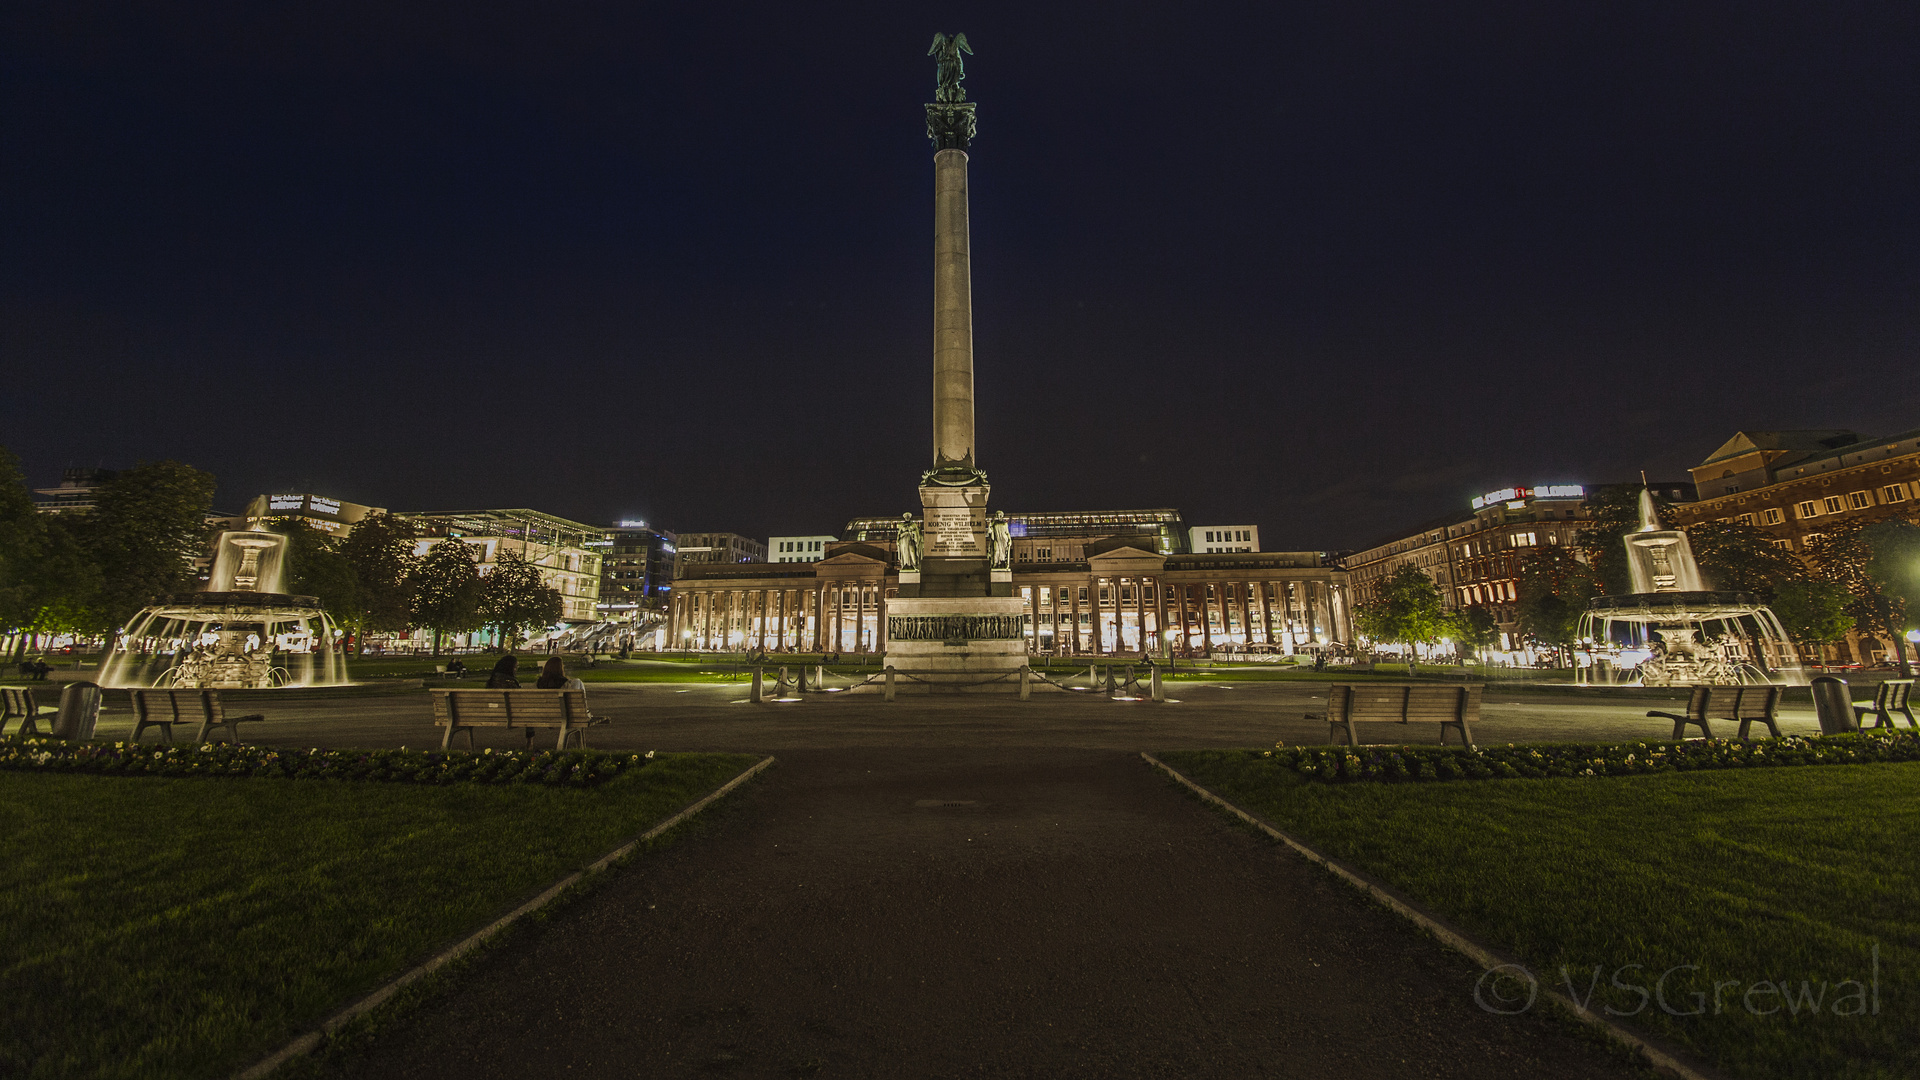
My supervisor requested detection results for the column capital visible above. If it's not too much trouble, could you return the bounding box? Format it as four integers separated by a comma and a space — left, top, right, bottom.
926, 102, 977, 151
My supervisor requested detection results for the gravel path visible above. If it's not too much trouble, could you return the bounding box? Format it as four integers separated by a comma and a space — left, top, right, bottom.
321, 747, 1645, 1079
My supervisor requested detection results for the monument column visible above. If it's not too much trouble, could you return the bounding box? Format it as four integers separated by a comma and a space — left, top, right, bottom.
932, 145, 975, 475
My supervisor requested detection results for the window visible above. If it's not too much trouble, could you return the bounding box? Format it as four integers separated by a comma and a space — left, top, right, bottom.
1848, 491, 1873, 510
1763, 508, 1783, 525
1823, 495, 1845, 514
1886, 485, 1909, 503
1736, 513, 1753, 526
1796, 501, 1820, 518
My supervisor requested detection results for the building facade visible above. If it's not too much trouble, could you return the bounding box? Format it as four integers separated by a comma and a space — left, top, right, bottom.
675, 532, 767, 564
769, 535, 837, 563
668, 510, 1348, 657
396, 509, 604, 624
1192, 526, 1260, 553
1670, 429, 1920, 554
594, 522, 677, 617
31, 468, 116, 514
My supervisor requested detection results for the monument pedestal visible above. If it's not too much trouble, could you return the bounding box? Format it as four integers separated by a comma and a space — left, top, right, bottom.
885, 595, 1028, 692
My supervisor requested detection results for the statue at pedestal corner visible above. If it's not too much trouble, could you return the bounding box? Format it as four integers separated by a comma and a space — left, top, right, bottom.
988, 511, 1012, 569
898, 513, 924, 571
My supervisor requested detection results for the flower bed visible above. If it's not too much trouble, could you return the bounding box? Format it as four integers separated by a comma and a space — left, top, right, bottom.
0, 737, 656, 786
1259, 729, 1920, 783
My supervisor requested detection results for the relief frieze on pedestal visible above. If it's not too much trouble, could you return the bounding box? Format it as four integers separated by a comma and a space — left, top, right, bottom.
887, 613, 1027, 644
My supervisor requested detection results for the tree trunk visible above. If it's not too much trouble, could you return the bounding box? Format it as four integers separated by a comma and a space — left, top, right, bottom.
432, 629, 441, 657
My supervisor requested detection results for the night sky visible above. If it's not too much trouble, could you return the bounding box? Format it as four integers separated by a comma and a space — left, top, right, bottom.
6, 2, 1918, 551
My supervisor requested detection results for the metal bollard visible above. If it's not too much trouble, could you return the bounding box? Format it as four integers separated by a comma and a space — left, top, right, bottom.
1019, 665, 1031, 700
885, 665, 896, 702
1125, 664, 1136, 695
1150, 663, 1164, 702
1104, 664, 1118, 697
796, 665, 809, 694
779, 666, 789, 696
750, 666, 763, 703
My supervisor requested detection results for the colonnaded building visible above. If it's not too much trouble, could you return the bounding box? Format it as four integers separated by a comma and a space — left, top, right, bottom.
667, 509, 1351, 657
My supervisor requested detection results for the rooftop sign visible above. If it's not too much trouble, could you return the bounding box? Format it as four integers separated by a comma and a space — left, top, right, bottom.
1471, 484, 1584, 510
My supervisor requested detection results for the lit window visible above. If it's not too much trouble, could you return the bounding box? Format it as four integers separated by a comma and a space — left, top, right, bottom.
1762, 508, 1783, 525
1848, 491, 1872, 510
1886, 485, 1909, 503
1823, 495, 1845, 514
1796, 501, 1820, 518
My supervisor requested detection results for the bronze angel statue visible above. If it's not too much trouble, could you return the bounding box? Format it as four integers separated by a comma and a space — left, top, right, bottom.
929, 32, 972, 102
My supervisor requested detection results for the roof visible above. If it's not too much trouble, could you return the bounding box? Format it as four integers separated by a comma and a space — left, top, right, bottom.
1696, 430, 1860, 468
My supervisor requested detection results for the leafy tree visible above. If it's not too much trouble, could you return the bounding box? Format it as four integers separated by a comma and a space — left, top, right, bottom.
338, 514, 419, 651
1809, 516, 1920, 676
1453, 604, 1502, 658
1685, 520, 1805, 600
1354, 565, 1452, 673
409, 539, 484, 655
0, 447, 45, 643
479, 549, 564, 649
1769, 580, 1854, 654
1515, 546, 1600, 655
76, 461, 217, 631
276, 522, 364, 624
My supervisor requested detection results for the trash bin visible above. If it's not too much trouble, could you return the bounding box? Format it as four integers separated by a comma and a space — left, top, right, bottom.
1810, 676, 1856, 735
52, 681, 103, 741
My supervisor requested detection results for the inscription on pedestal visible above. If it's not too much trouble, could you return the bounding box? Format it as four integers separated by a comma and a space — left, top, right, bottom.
926, 506, 981, 556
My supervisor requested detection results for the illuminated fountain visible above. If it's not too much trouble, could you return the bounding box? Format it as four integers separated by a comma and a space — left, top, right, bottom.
98, 528, 346, 689
1576, 490, 1800, 686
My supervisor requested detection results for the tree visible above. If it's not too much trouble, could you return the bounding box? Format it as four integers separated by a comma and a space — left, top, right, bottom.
1515, 546, 1600, 656
479, 549, 564, 649
409, 539, 484, 655
277, 522, 364, 623
1685, 520, 1806, 600
0, 447, 45, 644
75, 461, 217, 631
1809, 516, 1920, 676
1354, 565, 1452, 673
338, 514, 418, 652
1769, 580, 1854, 654
1453, 604, 1502, 658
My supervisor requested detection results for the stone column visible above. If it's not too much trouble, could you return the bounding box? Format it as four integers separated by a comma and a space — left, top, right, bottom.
933, 147, 975, 474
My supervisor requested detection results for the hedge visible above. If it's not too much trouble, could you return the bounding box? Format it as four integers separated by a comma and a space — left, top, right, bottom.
1261, 729, 1920, 784
0, 738, 656, 787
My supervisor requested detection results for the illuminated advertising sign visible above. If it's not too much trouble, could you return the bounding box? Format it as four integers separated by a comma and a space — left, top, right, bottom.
1471, 484, 1585, 509
268, 494, 304, 511
307, 496, 341, 516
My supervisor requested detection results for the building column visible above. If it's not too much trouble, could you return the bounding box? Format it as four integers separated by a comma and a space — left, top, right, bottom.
1201, 584, 1215, 655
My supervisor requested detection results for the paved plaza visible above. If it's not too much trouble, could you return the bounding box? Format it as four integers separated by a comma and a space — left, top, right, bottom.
85, 677, 1772, 1079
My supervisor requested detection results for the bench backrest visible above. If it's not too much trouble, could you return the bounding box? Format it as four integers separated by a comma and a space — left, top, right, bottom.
431, 689, 589, 727
1679, 684, 1712, 720
1877, 679, 1914, 710
130, 689, 222, 724
1, 687, 38, 718
1324, 684, 1480, 723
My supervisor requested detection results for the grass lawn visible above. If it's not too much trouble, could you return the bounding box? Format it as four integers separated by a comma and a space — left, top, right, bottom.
1159, 750, 1919, 1080
0, 752, 761, 1080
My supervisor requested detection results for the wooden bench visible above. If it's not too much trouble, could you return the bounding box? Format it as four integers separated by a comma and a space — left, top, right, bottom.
1714, 684, 1784, 740
1647, 685, 1715, 740
1854, 679, 1916, 730
128, 689, 267, 745
431, 688, 602, 751
2, 688, 57, 737
1308, 684, 1480, 747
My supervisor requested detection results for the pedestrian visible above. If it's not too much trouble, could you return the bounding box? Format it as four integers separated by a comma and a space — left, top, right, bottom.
446, 658, 468, 679
535, 656, 586, 692
485, 654, 520, 689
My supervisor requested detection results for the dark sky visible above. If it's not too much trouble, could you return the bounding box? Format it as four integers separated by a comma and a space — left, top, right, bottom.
5, 2, 1919, 551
